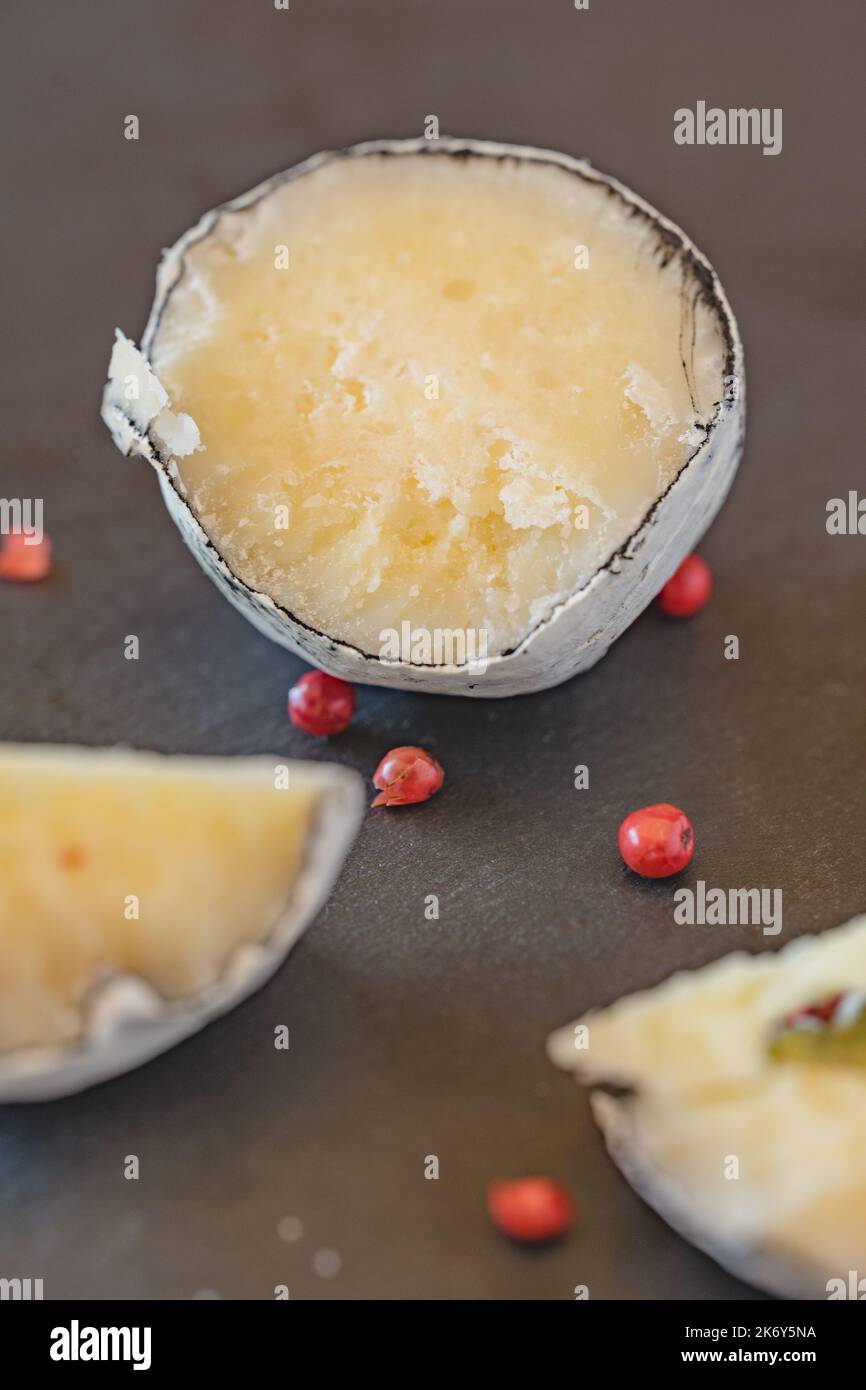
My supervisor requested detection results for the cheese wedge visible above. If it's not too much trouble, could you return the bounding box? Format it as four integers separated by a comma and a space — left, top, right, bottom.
0, 745, 363, 1075
548, 917, 866, 1297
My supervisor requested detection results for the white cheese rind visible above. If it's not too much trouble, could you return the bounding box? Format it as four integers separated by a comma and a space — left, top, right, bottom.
102, 329, 202, 458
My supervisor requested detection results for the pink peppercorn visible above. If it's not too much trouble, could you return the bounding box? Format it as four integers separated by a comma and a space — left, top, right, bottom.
371, 746, 444, 807
618, 803, 695, 879
487, 1177, 575, 1244
0, 531, 52, 582
657, 553, 713, 618
288, 671, 356, 736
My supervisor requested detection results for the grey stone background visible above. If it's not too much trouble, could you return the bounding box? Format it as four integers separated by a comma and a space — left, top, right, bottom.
0, 0, 863, 1299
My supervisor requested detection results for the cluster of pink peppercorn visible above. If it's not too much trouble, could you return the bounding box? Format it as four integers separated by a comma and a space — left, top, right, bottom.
288, 669, 445, 807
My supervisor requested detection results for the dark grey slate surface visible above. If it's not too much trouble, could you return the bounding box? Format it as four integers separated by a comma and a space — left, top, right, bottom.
0, 0, 863, 1299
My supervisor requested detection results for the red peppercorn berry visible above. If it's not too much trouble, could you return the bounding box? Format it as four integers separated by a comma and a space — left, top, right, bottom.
656, 552, 713, 618
784, 994, 845, 1030
287, 670, 356, 736
0, 531, 52, 582
618, 802, 695, 879
371, 746, 444, 807
487, 1176, 575, 1245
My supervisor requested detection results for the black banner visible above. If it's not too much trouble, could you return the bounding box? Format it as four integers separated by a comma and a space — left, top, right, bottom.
1, 1298, 858, 1374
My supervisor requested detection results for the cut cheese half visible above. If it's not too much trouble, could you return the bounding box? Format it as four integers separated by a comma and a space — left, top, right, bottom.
0, 744, 364, 1100
548, 917, 866, 1297
101, 138, 744, 698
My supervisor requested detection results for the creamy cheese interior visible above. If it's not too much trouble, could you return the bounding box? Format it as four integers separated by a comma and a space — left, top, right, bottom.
152, 153, 728, 658
0, 747, 323, 1051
